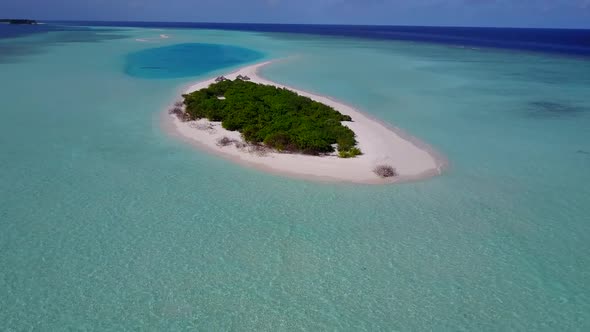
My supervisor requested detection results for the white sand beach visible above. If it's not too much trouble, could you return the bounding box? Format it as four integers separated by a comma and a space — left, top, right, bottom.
166, 61, 445, 184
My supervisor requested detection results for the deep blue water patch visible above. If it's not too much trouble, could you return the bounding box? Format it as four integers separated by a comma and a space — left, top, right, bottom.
0, 23, 73, 40
57, 21, 590, 57
124, 43, 264, 79
527, 101, 586, 118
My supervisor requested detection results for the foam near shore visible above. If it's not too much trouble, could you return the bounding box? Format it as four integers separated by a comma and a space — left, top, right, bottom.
165, 61, 445, 184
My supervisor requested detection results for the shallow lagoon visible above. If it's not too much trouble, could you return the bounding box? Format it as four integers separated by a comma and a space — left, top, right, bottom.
0, 25, 589, 330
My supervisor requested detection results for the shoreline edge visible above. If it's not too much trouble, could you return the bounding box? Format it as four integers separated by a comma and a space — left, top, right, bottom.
163, 60, 447, 184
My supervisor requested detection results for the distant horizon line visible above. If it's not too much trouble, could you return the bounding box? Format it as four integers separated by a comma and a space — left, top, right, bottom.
16, 19, 590, 31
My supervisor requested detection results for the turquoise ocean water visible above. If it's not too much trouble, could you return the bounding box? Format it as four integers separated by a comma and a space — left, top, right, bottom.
1, 26, 589, 330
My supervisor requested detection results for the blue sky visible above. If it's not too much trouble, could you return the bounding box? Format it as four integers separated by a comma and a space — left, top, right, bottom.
2, 0, 589, 28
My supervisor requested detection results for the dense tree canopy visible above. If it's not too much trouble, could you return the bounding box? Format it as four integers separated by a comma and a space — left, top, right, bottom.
182, 79, 361, 156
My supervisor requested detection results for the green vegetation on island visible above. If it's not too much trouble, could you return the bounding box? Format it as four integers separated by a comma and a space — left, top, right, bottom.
181, 78, 362, 157
0, 19, 38, 25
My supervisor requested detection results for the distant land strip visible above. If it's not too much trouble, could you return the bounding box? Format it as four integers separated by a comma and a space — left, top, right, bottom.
0, 19, 38, 25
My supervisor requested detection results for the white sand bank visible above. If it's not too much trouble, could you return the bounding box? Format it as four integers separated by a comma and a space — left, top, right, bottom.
135, 34, 171, 42
165, 61, 446, 184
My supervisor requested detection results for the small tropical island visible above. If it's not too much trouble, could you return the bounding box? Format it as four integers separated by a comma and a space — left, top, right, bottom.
166, 61, 444, 184
179, 78, 362, 158
0, 19, 38, 25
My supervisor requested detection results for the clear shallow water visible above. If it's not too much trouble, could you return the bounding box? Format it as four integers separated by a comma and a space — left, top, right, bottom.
0, 25, 126, 64
0, 25, 589, 330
